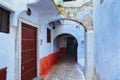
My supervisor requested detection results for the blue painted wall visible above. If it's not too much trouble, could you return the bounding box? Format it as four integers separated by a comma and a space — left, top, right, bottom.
94, 0, 120, 80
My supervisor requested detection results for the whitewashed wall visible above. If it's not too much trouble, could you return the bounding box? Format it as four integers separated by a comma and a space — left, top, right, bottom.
39, 24, 54, 58
94, 0, 120, 80
0, 27, 16, 80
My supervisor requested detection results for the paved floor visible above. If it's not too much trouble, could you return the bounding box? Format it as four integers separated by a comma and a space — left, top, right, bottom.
46, 54, 85, 80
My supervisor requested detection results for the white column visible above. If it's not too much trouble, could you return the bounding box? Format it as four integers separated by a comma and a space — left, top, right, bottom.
85, 30, 94, 80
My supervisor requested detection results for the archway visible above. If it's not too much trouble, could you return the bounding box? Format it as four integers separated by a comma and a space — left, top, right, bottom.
53, 33, 78, 61
52, 19, 85, 72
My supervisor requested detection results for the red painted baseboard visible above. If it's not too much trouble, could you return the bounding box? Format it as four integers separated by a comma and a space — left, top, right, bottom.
0, 67, 7, 80
40, 52, 60, 79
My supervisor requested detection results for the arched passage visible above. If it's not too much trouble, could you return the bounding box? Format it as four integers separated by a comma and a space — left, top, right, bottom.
52, 20, 85, 72
53, 33, 78, 61
49, 33, 85, 80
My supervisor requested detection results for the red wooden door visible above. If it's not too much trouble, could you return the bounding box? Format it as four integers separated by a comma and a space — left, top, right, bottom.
21, 23, 37, 80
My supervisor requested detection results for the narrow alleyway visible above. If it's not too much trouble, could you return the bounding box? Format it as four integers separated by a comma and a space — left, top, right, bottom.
46, 54, 85, 80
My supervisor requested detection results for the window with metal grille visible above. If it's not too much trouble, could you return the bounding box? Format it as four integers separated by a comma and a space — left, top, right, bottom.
0, 7, 10, 33
47, 28, 51, 43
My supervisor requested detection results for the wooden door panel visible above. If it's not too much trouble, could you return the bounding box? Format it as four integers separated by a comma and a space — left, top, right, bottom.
21, 23, 37, 80
22, 40, 35, 50
21, 69, 36, 80
22, 29, 35, 39
22, 50, 35, 62
22, 60, 35, 74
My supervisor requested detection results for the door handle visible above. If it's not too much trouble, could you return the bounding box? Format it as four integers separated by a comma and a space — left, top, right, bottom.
24, 52, 27, 56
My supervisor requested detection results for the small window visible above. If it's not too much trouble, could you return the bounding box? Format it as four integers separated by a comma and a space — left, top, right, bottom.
63, 0, 76, 2
0, 7, 10, 33
47, 28, 51, 43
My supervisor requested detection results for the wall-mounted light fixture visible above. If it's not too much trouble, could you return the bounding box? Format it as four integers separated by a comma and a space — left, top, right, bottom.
49, 22, 55, 29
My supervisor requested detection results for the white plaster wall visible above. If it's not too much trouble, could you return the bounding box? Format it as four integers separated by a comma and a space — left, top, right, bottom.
85, 30, 94, 80
53, 20, 85, 67
39, 24, 54, 58
0, 27, 16, 80
18, 7, 40, 26
94, 0, 120, 80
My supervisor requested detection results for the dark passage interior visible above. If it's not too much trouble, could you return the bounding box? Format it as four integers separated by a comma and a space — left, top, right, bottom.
67, 37, 78, 61
53, 34, 78, 61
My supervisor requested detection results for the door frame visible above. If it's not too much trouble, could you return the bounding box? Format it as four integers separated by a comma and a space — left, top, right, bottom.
15, 18, 40, 80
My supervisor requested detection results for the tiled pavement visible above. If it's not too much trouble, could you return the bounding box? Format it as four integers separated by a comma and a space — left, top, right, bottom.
46, 54, 85, 80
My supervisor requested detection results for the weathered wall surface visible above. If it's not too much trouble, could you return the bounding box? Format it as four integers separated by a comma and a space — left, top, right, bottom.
85, 30, 94, 80
94, 0, 120, 80
0, 27, 16, 80
39, 24, 54, 58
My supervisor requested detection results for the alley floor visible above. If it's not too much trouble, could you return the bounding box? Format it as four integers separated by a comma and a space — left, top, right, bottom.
46, 54, 85, 80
